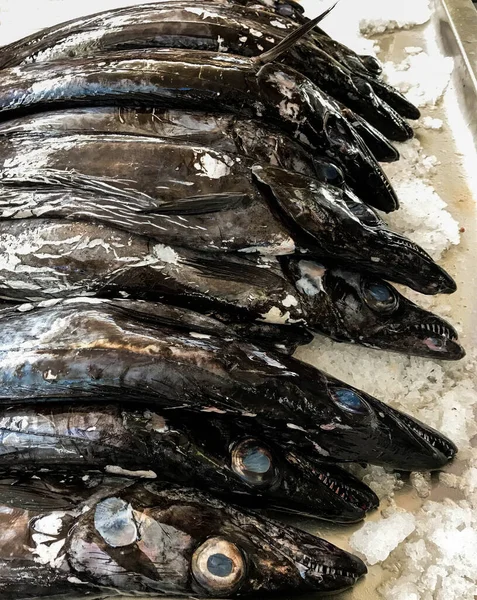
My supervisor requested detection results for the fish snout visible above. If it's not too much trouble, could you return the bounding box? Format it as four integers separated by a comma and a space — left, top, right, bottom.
403, 317, 465, 360
371, 230, 457, 294
294, 536, 368, 592
382, 403, 457, 470
324, 112, 400, 212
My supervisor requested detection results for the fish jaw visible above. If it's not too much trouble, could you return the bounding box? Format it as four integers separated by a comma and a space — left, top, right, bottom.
277, 454, 379, 523
263, 523, 368, 594
340, 105, 401, 162
366, 229, 457, 295
363, 316, 465, 361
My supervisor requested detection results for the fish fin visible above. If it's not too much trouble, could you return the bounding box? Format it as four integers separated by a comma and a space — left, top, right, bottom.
254, 2, 338, 65
139, 192, 250, 216
184, 255, 284, 287
1, 169, 155, 203
0, 479, 78, 511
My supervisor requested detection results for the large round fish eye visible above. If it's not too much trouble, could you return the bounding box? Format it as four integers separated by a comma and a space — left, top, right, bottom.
192, 537, 246, 595
94, 497, 138, 548
362, 281, 398, 313
231, 439, 278, 488
331, 388, 370, 415
314, 161, 345, 187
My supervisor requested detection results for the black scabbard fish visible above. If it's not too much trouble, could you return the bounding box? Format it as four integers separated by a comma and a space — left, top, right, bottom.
0, 402, 378, 522
0, 473, 367, 598
282, 257, 464, 360
0, 16, 399, 212
0, 297, 457, 470
0, 172, 456, 295
0, 2, 410, 144
0, 216, 463, 357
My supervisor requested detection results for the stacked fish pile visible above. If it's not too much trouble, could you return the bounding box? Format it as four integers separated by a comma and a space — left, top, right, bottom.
0, 0, 465, 598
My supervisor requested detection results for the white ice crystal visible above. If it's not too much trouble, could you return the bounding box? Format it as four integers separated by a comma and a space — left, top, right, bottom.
350, 512, 416, 565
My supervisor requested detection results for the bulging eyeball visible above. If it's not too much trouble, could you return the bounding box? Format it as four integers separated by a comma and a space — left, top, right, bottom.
361, 280, 398, 313
192, 537, 246, 595
94, 497, 138, 548
231, 438, 279, 488
331, 388, 371, 416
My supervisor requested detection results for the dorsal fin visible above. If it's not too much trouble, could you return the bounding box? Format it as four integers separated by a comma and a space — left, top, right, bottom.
253, 2, 338, 65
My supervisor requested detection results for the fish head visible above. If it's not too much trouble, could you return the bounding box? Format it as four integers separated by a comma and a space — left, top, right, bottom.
287, 364, 458, 470
319, 104, 399, 212
68, 482, 367, 596
164, 414, 377, 522
252, 165, 455, 295
252, 164, 389, 257
367, 227, 457, 295
285, 259, 464, 360
255, 63, 398, 211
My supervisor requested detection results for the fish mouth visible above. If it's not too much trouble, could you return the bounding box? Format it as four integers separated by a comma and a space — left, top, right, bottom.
369, 232, 457, 294
406, 319, 465, 360
376, 318, 465, 361
271, 525, 367, 593
276, 455, 379, 523
291, 536, 368, 592
383, 403, 457, 469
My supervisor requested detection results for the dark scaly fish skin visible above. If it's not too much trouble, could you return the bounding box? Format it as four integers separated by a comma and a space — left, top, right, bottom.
282, 258, 465, 361
0, 403, 378, 522
0, 219, 306, 324
0, 49, 399, 212
0, 473, 367, 598
0, 297, 458, 470
0, 3, 410, 144
0, 168, 452, 296
0, 136, 301, 257
252, 165, 457, 295
0, 107, 350, 185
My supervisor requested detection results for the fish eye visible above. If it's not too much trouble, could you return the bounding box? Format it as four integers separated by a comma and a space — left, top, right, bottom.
231, 439, 279, 488
277, 0, 305, 15
192, 537, 246, 595
315, 162, 345, 187
331, 388, 370, 415
362, 281, 398, 313
94, 497, 138, 548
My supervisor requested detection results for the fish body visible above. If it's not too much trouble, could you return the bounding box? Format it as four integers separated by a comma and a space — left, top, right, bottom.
0, 402, 378, 522
0, 218, 308, 326
0, 0, 416, 119
0, 107, 348, 184
0, 214, 462, 357
0, 297, 457, 470
0, 130, 454, 293
0, 2, 410, 143
0, 473, 367, 598
0, 48, 398, 211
